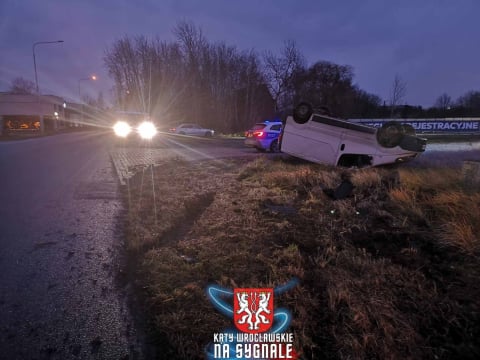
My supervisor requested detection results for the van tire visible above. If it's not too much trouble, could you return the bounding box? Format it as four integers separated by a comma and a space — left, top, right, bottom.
402, 124, 416, 135
293, 102, 313, 124
399, 135, 426, 152
376, 122, 404, 148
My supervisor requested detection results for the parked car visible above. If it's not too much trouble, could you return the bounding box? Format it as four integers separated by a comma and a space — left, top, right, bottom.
244, 121, 283, 152
170, 123, 215, 137
280, 103, 427, 167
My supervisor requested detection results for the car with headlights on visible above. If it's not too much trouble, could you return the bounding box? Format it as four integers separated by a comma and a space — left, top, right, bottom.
244, 121, 283, 152
170, 123, 214, 137
112, 111, 157, 140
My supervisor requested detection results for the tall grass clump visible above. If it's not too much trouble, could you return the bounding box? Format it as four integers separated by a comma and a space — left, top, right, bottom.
394, 167, 480, 254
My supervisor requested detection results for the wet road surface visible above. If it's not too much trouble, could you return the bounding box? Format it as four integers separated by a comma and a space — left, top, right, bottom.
0, 132, 143, 359
412, 139, 480, 167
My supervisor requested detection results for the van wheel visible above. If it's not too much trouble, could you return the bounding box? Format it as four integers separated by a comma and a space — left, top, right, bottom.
293, 102, 313, 124
376, 122, 404, 148
402, 124, 416, 135
317, 106, 331, 116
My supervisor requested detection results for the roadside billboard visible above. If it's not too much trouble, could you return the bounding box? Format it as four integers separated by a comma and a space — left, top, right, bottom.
352, 119, 480, 134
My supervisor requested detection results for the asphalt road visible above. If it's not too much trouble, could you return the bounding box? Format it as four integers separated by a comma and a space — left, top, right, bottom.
0, 132, 144, 359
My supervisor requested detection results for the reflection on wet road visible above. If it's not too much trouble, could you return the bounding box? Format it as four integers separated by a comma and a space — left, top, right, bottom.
413, 139, 480, 168
426, 140, 480, 152
0, 132, 143, 359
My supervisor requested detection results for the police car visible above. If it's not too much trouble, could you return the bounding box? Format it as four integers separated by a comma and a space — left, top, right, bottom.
244, 121, 283, 152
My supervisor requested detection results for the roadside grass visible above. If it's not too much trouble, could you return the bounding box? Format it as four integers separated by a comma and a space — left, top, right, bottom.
122, 156, 480, 359
394, 167, 480, 253
217, 133, 246, 139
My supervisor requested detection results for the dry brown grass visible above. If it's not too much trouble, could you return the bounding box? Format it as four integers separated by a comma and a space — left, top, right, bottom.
440, 220, 479, 253
393, 168, 480, 254
398, 167, 462, 192
349, 168, 383, 188
123, 158, 480, 359
389, 187, 425, 220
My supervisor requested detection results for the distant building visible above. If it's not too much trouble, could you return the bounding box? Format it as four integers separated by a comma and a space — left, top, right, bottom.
0, 93, 69, 135
0, 93, 104, 136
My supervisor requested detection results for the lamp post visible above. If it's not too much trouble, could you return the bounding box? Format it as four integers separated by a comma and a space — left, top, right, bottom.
78, 75, 97, 102
78, 75, 97, 125
32, 40, 64, 94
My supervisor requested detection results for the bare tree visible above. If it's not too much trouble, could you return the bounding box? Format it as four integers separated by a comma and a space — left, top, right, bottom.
104, 36, 144, 111
291, 61, 355, 117
350, 88, 382, 118
9, 77, 36, 94
389, 74, 407, 117
263, 40, 305, 113
83, 91, 106, 110
434, 93, 452, 110
456, 91, 480, 110
104, 23, 268, 132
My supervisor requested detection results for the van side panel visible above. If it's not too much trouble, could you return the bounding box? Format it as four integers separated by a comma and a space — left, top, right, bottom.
337, 130, 378, 158
281, 117, 342, 165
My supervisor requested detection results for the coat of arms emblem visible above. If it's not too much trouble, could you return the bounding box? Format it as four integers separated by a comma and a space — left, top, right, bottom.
233, 288, 274, 334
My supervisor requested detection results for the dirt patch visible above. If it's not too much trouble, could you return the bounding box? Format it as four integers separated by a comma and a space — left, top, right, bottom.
121, 156, 480, 359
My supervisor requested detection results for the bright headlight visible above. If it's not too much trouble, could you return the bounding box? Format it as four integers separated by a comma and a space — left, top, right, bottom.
138, 121, 157, 139
113, 121, 131, 137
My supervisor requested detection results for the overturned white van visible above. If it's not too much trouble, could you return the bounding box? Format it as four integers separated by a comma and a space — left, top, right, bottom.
280, 103, 427, 167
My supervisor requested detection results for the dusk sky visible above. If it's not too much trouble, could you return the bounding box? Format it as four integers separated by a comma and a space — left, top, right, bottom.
1, 0, 479, 107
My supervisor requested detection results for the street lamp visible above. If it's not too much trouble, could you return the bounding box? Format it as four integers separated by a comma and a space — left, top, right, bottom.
32, 40, 64, 94
78, 75, 97, 102
78, 75, 97, 125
